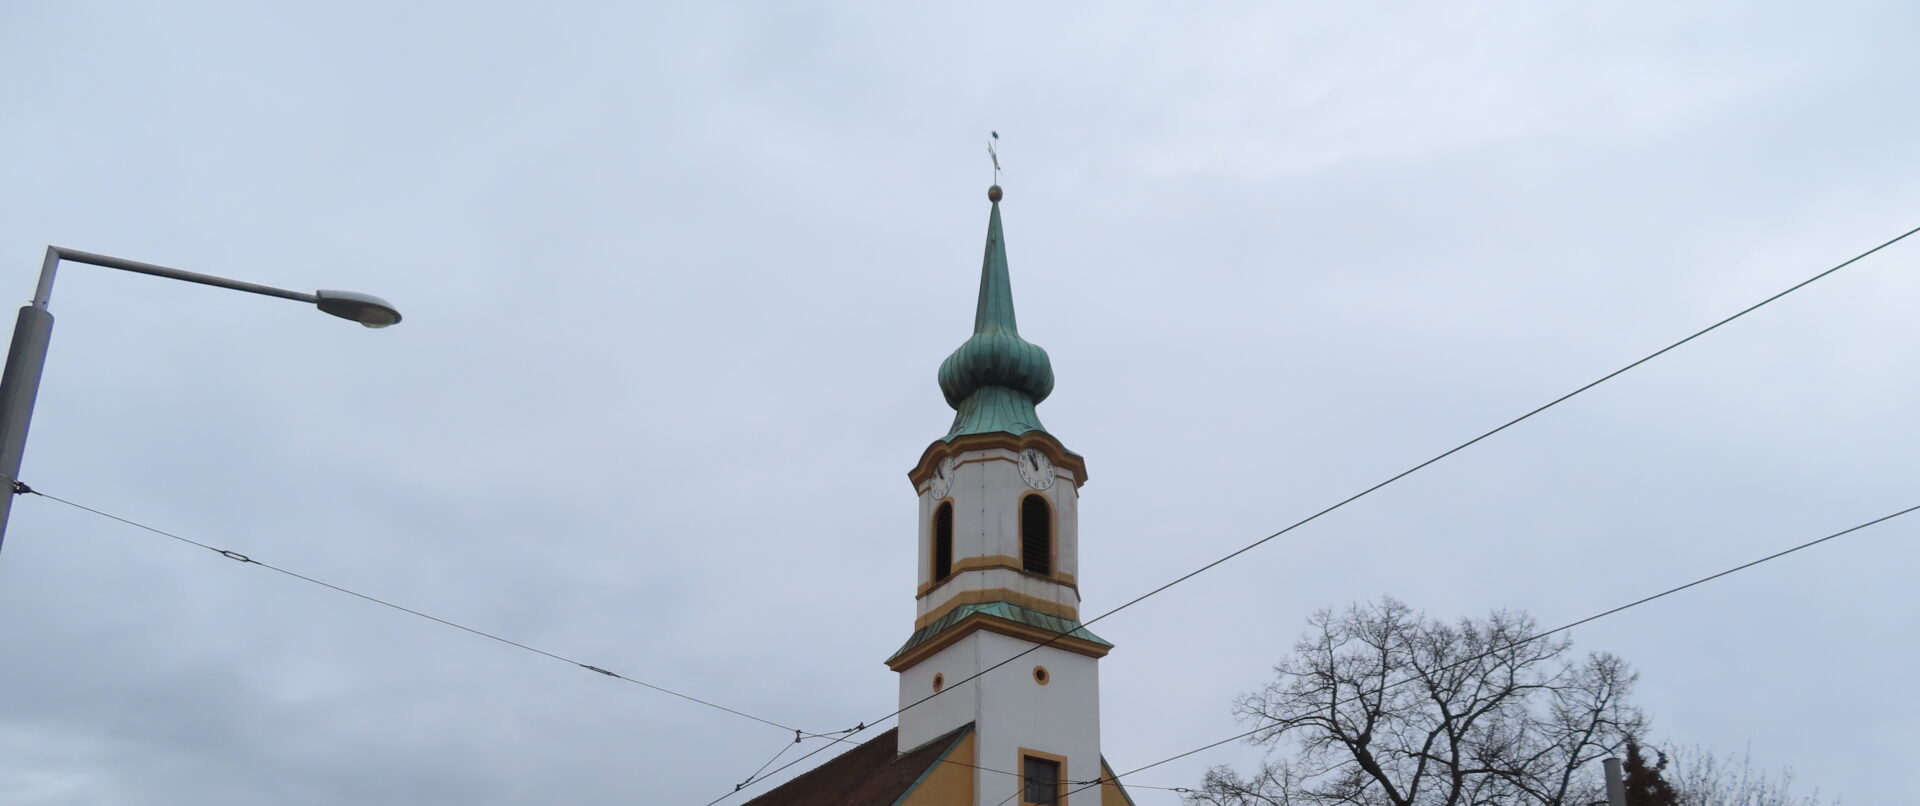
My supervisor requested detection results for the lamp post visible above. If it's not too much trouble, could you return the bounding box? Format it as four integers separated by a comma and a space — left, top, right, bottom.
0, 245, 402, 554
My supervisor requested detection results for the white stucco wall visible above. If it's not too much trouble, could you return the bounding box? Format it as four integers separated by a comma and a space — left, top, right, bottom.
897, 632, 986, 752
896, 630, 1103, 806
913, 447, 1081, 616
899, 442, 1103, 804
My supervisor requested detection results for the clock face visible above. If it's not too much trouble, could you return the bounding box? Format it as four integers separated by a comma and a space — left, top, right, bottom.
1018, 448, 1055, 490
929, 456, 958, 499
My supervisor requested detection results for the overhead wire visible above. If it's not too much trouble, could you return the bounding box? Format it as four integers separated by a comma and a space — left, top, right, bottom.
734, 732, 808, 795
12, 481, 805, 735
12, 221, 1914, 804
700, 739, 842, 806
701, 724, 1036, 806
13, 480, 1039, 800
1050, 501, 1920, 801
709, 222, 1920, 804
873, 221, 1920, 729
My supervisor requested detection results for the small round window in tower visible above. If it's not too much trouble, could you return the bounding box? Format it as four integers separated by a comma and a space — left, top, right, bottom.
1032, 665, 1050, 686
932, 673, 945, 692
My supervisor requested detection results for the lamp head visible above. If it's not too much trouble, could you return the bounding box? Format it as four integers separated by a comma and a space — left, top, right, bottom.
315, 290, 402, 328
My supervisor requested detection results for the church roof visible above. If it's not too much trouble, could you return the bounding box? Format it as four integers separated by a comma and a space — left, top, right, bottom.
886, 601, 1112, 667
739, 724, 973, 806
937, 186, 1056, 440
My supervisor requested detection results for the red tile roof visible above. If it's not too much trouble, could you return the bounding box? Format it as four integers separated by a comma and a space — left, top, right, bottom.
741, 724, 973, 806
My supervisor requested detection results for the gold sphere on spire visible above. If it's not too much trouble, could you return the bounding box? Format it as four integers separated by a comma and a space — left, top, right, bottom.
988, 185, 1003, 203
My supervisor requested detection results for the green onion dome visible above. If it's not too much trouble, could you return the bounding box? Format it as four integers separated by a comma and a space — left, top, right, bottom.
938, 329, 1054, 408
937, 187, 1055, 439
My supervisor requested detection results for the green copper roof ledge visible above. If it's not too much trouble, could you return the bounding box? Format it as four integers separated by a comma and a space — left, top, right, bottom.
937, 191, 1056, 440
886, 601, 1111, 664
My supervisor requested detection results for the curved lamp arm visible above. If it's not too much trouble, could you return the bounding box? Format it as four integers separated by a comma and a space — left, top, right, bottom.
39, 246, 401, 327
0, 245, 403, 556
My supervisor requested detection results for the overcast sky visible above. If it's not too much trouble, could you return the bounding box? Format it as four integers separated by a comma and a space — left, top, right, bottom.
2, 3, 1916, 804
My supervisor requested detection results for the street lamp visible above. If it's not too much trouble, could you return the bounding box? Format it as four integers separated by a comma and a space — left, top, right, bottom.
0, 245, 402, 554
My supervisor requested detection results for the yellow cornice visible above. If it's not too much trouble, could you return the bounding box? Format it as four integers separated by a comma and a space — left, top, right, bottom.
915, 587, 1078, 630
887, 611, 1111, 671
907, 431, 1088, 490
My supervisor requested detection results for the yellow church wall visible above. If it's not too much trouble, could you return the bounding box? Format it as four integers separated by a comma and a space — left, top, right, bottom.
899, 729, 975, 806
1099, 760, 1139, 806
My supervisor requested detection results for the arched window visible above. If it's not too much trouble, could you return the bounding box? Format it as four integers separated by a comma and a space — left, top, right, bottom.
1021, 494, 1052, 575
933, 501, 954, 581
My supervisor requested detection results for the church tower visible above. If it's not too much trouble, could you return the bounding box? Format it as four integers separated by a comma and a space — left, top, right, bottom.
889, 185, 1115, 806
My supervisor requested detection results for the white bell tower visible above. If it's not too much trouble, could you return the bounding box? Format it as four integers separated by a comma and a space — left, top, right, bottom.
888, 185, 1113, 806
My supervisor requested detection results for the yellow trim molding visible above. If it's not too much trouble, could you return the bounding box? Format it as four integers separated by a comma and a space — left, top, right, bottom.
1017, 747, 1070, 806
887, 610, 1111, 671
916, 587, 1079, 630
908, 431, 1088, 490
918, 556, 1078, 597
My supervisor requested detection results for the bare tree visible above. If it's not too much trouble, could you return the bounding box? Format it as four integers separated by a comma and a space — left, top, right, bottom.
1665, 745, 1837, 806
1190, 599, 1646, 806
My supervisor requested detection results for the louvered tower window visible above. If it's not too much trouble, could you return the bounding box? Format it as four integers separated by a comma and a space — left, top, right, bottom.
932, 501, 954, 581
1021, 494, 1052, 575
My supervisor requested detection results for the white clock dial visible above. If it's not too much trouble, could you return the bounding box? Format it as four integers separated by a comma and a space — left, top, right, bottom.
1017, 448, 1055, 490
929, 456, 958, 499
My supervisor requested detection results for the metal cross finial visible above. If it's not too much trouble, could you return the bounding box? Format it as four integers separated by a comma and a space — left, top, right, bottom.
988, 131, 1001, 184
